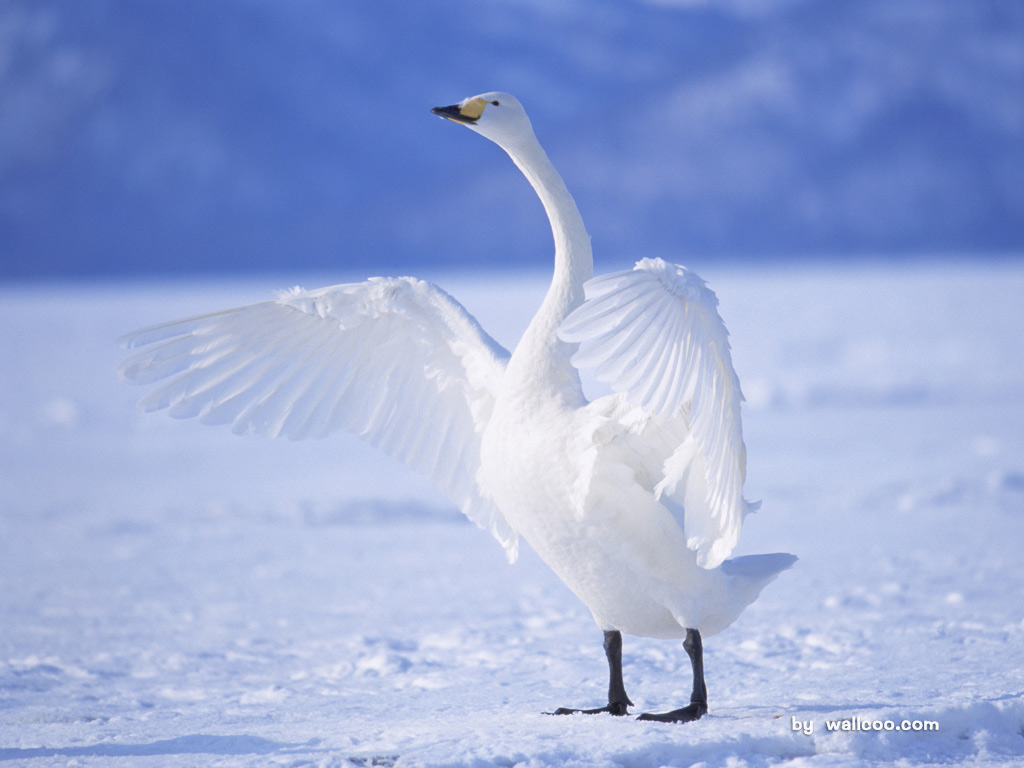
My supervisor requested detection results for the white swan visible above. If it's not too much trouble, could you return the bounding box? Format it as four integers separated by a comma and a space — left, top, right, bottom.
120, 92, 795, 722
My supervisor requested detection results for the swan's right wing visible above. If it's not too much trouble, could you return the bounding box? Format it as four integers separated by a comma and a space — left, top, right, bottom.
119, 277, 518, 557
559, 258, 749, 569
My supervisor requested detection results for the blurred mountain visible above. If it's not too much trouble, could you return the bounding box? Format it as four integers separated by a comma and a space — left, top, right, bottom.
1, 0, 1021, 278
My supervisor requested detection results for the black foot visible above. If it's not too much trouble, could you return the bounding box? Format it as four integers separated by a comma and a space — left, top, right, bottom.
637, 629, 709, 724
546, 631, 634, 717
637, 702, 706, 723
547, 701, 630, 716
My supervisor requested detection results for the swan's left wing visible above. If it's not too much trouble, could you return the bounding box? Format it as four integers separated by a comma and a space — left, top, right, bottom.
558, 258, 749, 568
119, 277, 518, 557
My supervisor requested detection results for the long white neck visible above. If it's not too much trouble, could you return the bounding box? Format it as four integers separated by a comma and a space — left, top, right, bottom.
501, 131, 593, 407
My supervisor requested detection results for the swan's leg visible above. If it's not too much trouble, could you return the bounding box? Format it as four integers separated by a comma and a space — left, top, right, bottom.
603, 629, 634, 714
637, 628, 707, 723
549, 630, 633, 716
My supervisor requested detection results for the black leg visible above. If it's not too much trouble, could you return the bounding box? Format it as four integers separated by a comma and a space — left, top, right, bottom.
603, 629, 634, 714
549, 630, 634, 716
637, 628, 708, 723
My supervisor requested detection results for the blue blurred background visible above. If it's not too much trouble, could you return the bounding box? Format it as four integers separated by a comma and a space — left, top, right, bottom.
1, 0, 1021, 280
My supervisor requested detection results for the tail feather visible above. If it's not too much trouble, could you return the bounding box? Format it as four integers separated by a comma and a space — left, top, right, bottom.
699, 552, 797, 637
721, 552, 797, 578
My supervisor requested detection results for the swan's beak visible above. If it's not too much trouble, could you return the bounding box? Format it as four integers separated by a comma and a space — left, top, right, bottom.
431, 97, 487, 125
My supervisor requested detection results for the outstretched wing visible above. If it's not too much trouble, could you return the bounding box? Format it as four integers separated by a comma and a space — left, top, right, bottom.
558, 258, 750, 568
120, 276, 518, 558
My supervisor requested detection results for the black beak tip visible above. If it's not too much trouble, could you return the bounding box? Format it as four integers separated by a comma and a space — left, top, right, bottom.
431, 104, 476, 124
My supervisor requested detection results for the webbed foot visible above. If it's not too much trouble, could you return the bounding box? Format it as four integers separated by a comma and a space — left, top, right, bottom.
546, 630, 633, 717
636, 701, 706, 723
548, 701, 630, 716
636, 629, 708, 724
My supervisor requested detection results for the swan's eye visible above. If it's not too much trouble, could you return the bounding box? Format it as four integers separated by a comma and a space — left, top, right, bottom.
491, 100, 500, 106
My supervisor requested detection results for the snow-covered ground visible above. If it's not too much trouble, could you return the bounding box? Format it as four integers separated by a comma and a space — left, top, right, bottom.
2, 260, 1023, 767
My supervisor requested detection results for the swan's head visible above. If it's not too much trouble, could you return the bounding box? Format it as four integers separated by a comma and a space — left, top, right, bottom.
431, 92, 534, 150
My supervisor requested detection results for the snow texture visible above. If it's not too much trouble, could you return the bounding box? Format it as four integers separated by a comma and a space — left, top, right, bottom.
2, 261, 1024, 766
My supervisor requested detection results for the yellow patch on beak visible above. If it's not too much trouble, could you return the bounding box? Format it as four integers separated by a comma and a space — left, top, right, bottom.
458, 97, 489, 121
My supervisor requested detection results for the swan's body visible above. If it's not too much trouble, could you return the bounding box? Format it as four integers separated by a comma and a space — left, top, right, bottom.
121, 92, 794, 721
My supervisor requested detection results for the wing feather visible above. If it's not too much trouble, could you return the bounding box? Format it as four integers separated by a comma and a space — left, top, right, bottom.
120, 277, 516, 557
559, 257, 750, 568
